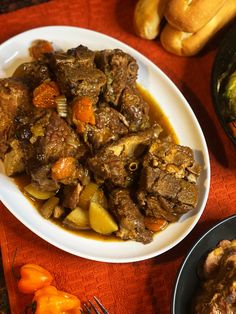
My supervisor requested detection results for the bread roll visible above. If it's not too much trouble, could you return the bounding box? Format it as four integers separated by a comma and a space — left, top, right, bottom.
160, 0, 236, 56
134, 0, 168, 40
165, 0, 227, 33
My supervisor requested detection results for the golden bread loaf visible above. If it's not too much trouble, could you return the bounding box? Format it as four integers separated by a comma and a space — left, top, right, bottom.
134, 0, 168, 39
160, 0, 236, 56
165, 0, 227, 33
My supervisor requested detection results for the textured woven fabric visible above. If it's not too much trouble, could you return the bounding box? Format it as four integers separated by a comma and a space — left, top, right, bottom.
0, 0, 49, 13
0, 1, 236, 313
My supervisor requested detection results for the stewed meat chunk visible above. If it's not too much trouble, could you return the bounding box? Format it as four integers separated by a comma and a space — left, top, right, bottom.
30, 164, 60, 192
84, 103, 129, 151
67, 45, 97, 67
88, 125, 162, 188
0, 78, 31, 158
137, 141, 201, 221
3, 140, 25, 176
19, 110, 86, 165
13, 61, 51, 90
14, 110, 87, 191
47, 46, 106, 102
62, 183, 83, 210
119, 85, 150, 132
109, 189, 153, 244
39, 111, 86, 163
95, 49, 138, 105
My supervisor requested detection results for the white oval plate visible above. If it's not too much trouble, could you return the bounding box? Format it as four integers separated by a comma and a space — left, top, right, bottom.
0, 26, 210, 263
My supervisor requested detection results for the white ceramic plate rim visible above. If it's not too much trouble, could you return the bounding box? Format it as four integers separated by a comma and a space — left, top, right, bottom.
0, 26, 210, 263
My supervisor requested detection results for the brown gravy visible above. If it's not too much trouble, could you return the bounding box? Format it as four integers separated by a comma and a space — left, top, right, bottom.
138, 85, 179, 144
13, 85, 178, 241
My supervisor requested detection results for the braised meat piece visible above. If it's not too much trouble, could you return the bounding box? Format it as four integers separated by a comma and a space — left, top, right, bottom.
143, 141, 201, 182
109, 189, 153, 244
0, 78, 31, 158
3, 140, 25, 176
47, 45, 106, 102
84, 103, 129, 150
67, 45, 96, 67
95, 49, 138, 105
15, 110, 87, 191
119, 85, 150, 132
62, 183, 83, 210
20, 111, 86, 164
25, 156, 89, 193
88, 125, 162, 188
39, 111, 86, 163
30, 164, 59, 192
13, 61, 51, 90
137, 141, 201, 222
193, 240, 236, 314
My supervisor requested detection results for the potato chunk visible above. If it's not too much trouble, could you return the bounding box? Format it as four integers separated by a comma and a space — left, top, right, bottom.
89, 201, 118, 235
24, 183, 55, 200
40, 196, 59, 219
63, 207, 90, 230
78, 182, 98, 209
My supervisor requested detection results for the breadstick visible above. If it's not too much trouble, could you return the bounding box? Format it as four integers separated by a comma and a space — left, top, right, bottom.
134, 0, 168, 40
160, 0, 236, 56
165, 0, 227, 33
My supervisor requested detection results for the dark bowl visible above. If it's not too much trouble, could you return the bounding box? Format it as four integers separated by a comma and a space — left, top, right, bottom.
211, 25, 236, 145
172, 215, 236, 314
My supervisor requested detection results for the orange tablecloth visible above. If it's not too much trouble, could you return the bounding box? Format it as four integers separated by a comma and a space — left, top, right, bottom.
0, 1, 235, 313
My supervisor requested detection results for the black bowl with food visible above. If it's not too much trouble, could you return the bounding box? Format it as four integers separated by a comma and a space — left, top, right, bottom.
211, 25, 236, 145
172, 214, 236, 314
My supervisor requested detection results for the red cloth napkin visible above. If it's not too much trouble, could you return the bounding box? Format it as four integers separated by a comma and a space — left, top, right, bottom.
0, 1, 236, 313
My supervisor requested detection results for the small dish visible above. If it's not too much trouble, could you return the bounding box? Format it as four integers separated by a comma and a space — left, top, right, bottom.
172, 214, 236, 314
211, 24, 236, 145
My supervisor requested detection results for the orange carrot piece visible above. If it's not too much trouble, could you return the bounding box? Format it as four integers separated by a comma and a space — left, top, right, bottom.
51, 157, 76, 181
76, 121, 86, 134
29, 40, 54, 60
33, 81, 60, 108
144, 217, 168, 232
72, 97, 95, 125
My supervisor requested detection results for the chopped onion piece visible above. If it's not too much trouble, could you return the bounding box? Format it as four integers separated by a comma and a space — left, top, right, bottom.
56, 95, 67, 117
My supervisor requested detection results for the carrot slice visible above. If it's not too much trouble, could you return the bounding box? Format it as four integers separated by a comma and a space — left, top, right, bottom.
72, 97, 95, 125
33, 81, 60, 108
29, 40, 54, 60
144, 217, 168, 232
51, 157, 76, 181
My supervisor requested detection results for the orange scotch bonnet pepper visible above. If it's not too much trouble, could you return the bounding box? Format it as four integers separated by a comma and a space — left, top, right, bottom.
18, 264, 53, 294
33, 285, 81, 314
